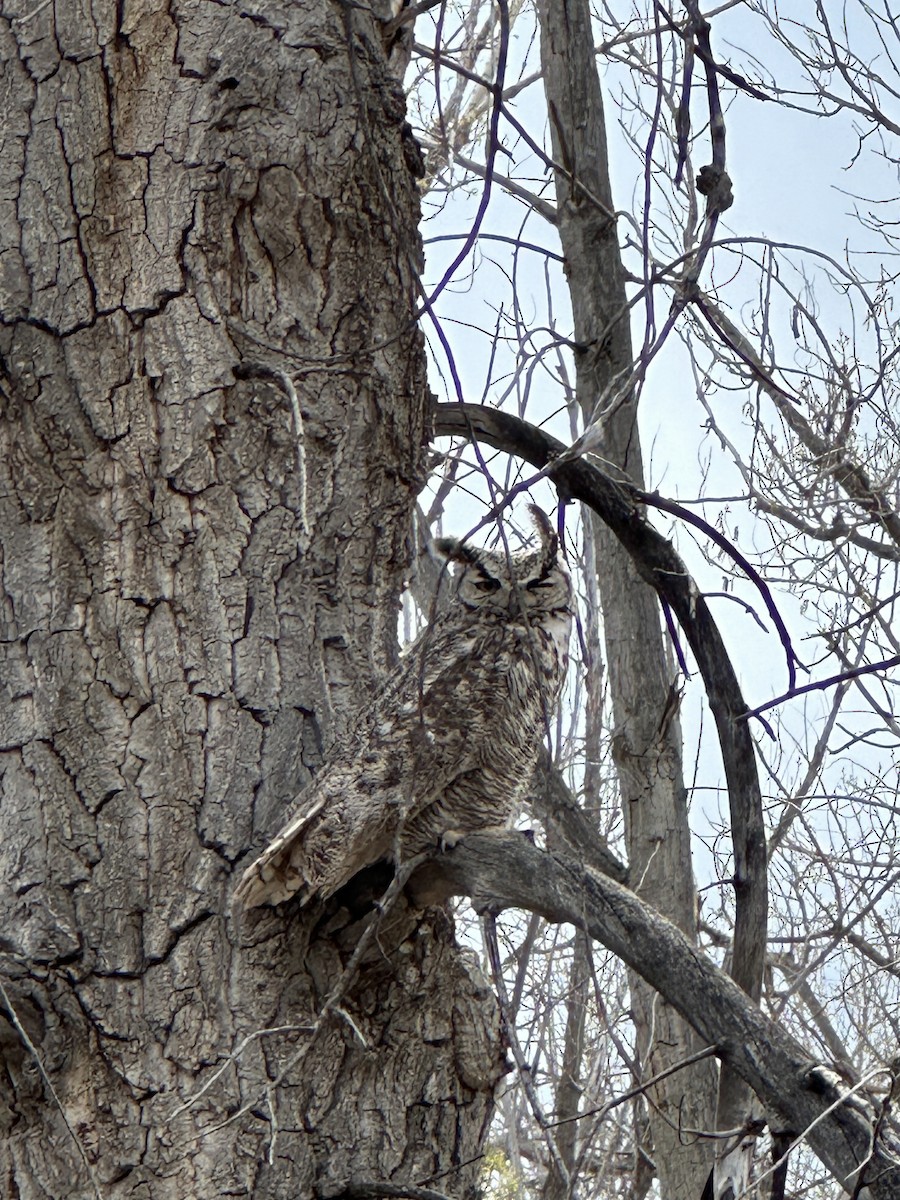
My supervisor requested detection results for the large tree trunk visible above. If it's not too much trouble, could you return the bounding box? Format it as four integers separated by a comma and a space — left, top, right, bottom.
0, 2, 503, 1195
536, 2, 719, 1196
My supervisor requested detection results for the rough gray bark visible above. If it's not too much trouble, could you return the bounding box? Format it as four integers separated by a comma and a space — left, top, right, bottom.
0, 2, 503, 1196
535, 1, 719, 1194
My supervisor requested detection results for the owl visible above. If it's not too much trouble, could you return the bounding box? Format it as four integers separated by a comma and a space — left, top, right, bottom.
234, 506, 573, 908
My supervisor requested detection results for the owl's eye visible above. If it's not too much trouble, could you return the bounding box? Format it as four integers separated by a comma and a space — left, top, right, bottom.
474, 577, 502, 593
526, 577, 553, 590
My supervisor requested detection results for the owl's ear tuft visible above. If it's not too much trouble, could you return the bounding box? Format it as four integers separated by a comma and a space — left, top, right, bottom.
431, 537, 481, 566
431, 536, 458, 559
528, 505, 559, 565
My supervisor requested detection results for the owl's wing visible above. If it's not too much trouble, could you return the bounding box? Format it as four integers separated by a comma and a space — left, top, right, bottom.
233, 770, 390, 908
233, 620, 503, 908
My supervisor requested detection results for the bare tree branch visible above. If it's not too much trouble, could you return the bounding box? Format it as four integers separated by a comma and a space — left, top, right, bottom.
422, 830, 900, 1200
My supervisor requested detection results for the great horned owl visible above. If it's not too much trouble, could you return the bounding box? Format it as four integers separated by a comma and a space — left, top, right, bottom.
234, 507, 573, 908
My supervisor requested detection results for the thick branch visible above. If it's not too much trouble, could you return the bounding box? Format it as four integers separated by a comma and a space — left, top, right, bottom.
426, 832, 900, 1200
530, 751, 629, 886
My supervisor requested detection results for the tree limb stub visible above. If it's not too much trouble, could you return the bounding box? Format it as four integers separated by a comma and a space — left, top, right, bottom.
424, 832, 900, 1200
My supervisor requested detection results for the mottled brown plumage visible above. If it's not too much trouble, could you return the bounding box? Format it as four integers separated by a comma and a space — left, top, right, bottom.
234, 508, 573, 907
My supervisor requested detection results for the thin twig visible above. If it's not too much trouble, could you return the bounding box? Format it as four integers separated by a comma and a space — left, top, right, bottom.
168, 1024, 316, 1120
0, 978, 105, 1200
740, 654, 900, 721
547, 1043, 720, 1128
232, 362, 309, 543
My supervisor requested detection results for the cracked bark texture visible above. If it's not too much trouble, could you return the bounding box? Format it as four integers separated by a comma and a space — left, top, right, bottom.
536, 1, 720, 1196
0, 2, 503, 1196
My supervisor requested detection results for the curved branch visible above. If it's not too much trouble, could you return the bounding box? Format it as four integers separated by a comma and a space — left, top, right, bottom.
741, 654, 900, 721
432, 401, 768, 1015
632, 485, 798, 687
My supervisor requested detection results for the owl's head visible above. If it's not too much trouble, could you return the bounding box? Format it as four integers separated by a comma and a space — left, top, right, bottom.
434, 507, 572, 616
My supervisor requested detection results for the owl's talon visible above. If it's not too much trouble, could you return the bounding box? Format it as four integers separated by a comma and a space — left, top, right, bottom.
439, 829, 465, 853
